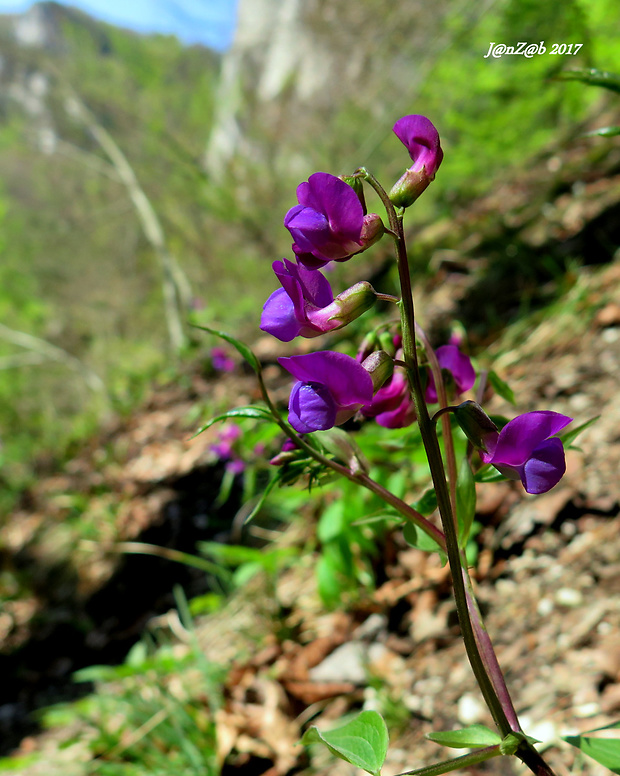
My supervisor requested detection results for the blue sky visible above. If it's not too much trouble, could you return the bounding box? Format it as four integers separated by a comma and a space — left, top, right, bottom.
0, 0, 238, 50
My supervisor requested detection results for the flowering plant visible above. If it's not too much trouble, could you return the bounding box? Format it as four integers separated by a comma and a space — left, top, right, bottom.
199, 113, 607, 776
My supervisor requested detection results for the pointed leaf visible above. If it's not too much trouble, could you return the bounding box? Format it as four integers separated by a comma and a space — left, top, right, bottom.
487, 370, 515, 405
403, 521, 445, 558
193, 324, 262, 374
558, 415, 598, 448
427, 724, 502, 749
193, 406, 274, 436
302, 711, 389, 776
564, 734, 620, 773
556, 68, 620, 94
412, 488, 438, 516
585, 126, 620, 138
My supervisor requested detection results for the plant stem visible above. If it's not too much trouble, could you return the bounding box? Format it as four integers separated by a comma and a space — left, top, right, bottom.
395, 745, 503, 776
257, 371, 446, 551
360, 167, 515, 734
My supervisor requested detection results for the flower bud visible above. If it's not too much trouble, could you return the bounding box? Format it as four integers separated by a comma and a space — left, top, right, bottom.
389, 114, 443, 208
378, 331, 397, 357
361, 350, 394, 393
453, 401, 499, 453
389, 167, 433, 208
308, 281, 377, 331
358, 213, 385, 250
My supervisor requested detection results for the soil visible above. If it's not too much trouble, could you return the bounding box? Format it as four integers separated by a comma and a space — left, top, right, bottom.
2, 118, 620, 774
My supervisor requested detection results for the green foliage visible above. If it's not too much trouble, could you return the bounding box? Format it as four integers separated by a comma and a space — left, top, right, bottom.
302, 710, 389, 776
34, 634, 224, 776
563, 721, 620, 774
426, 724, 501, 749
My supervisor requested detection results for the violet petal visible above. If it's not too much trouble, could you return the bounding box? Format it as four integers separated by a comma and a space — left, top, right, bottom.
288, 381, 337, 433
260, 288, 301, 342
521, 437, 567, 494
492, 411, 572, 466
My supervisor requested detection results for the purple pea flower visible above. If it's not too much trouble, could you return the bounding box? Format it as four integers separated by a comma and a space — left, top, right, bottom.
278, 351, 374, 433
260, 259, 376, 342
480, 411, 572, 495
425, 345, 476, 403
284, 173, 364, 267
393, 115, 444, 175
211, 347, 235, 373
390, 115, 443, 208
361, 370, 416, 428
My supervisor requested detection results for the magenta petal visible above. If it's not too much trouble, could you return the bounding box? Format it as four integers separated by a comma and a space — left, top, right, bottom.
375, 399, 417, 429
284, 205, 330, 253
492, 411, 572, 466
436, 345, 476, 393
521, 438, 567, 494
273, 260, 305, 320
306, 172, 364, 243
260, 288, 301, 342
293, 246, 330, 269
279, 351, 373, 407
393, 115, 443, 175
283, 258, 333, 309
288, 381, 337, 433
425, 345, 476, 403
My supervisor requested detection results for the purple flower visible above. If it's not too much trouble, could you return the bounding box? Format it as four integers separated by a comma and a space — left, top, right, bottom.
361, 370, 416, 428
480, 411, 572, 495
211, 347, 235, 373
425, 345, 476, 403
284, 173, 364, 267
260, 259, 376, 342
278, 351, 374, 433
390, 115, 443, 208
393, 115, 444, 176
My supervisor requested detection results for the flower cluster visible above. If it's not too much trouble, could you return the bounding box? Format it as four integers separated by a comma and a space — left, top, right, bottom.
257, 113, 572, 494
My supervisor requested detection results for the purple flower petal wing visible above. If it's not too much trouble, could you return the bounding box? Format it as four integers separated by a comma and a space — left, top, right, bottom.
492, 411, 572, 466
273, 260, 305, 320
260, 288, 301, 342
284, 205, 330, 254
293, 246, 330, 270
279, 351, 373, 407
521, 438, 567, 494
435, 345, 476, 394
288, 381, 337, 433
306, 172, 364, 243
393, 115, 443, 174
284, 258, 333, 308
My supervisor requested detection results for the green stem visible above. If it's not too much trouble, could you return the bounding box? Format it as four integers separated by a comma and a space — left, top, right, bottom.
360, 168, 513, 736
395, 745, 502, 776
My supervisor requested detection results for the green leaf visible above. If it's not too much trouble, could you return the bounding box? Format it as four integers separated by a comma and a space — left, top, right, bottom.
316, 554, 344, 607
564, 735, 620, 773
487, 370, 515, 405
558, 415, 598, 448
402, 521, 445, 559
193, 324, 262, 374
243, 473, 282, 525
427, 724, 502, 749
474, 464, 507, 483
412, 488, 437, 516
556, 67, 620, 94
193, 406, 274, 436
564, 721, 620, 774
585, 126, 620, 138
456, 458, 476, 547
302, 710, 389, 776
